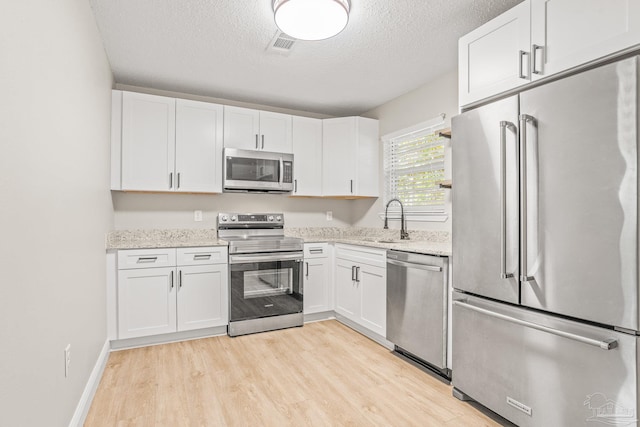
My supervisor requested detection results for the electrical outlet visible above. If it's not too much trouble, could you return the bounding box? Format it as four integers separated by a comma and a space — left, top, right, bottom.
326, 211, 333, 221
194, 210, 203, 222
64, 344, 71, 378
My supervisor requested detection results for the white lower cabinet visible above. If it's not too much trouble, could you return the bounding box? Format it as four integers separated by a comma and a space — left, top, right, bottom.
117, 247, 228, 340
334, 244, 387, 337
118, 266, 177, 339
176, 263, 228, 332
303, 243, 332, 314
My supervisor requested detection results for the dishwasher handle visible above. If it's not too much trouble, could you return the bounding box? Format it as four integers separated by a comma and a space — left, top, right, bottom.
387, 258, 442, 272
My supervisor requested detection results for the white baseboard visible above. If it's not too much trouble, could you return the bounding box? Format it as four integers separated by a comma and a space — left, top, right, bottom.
334, 313, 394, 350
304, 311, 335, 323
68, 339, 110, 427
110, 325, 228, 351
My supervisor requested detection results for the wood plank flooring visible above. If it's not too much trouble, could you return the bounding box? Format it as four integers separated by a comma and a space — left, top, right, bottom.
85, 320, 502, 426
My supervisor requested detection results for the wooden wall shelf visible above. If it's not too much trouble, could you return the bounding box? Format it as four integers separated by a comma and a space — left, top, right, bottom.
437, 128, 451, 139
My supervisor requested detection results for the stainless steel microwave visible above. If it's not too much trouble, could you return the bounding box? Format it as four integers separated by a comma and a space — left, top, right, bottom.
223, 148, 294, 193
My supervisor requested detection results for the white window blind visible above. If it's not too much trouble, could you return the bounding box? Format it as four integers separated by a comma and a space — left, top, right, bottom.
383, 117, 446, 214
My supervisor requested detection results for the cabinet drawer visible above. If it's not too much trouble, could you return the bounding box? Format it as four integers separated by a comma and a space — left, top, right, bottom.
335, 244, 387, 268
117, 248, 176, 269
304, 243, 329, 259
176, 246, 227, 266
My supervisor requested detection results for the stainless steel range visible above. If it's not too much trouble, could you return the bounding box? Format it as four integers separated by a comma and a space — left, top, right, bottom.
218, 213, 304, 337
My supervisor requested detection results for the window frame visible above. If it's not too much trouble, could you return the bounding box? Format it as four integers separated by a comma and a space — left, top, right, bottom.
380, 115, 449, 223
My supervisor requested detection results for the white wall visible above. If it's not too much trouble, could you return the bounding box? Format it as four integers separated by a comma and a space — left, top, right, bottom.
355, 70, 459, 232
113, 192, 356, 229
0, 1, 113, 425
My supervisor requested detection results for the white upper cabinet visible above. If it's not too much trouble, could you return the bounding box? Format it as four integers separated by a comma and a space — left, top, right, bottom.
459, 0, 640, 107
175, 99, 223, 193
222, 106, 260, 150
121, 91, 176, 191
292, 116, 323, 196
259, 111, 293, 153
458, 1, 532, 107
322, 116, 379, 198
223, 105, 292, 153
530, 0, 640, 79
113, 91, 223, 193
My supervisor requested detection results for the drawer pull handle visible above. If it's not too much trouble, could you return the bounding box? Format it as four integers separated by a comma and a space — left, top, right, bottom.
309, 248, 323, 254
193, 254, 212, 260
454, 300, 618, 350
137, 257, 158, 263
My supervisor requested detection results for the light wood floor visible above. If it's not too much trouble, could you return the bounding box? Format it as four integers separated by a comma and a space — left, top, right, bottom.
86, 320, 502, 426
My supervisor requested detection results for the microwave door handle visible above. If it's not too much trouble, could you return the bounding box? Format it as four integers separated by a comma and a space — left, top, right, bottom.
279, 157, 284, 185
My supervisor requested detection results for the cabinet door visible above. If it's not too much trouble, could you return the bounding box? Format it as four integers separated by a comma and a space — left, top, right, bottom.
175, 99, 223, 193
118, 267, 177, 339
322, 117, 357, 196
177, 264, 228, 331
303, 257, 331, 314
354, 117, 380, 197
359, 264, 386, 337
335, 258, 359, 321
121, 92, 176, 191
292, 116, 323, 196
223, 106, 260, 150
531, 0, 640, 80
458, 0, 531, 107
259, 111, 292, 153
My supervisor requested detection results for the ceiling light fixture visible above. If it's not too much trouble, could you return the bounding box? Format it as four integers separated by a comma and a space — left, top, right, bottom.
272, 0, 350, 41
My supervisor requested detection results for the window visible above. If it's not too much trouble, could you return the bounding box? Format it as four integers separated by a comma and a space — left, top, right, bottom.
383, 116, 447, 220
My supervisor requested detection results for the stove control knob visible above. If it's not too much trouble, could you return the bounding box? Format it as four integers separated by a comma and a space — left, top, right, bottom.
276, 216, 282, 222
268, 215, 274, 221
221, 215, 228, 222
231, 215, 237, 222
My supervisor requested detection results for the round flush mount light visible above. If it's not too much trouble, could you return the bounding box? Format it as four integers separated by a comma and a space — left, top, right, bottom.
273, 0, 351, 41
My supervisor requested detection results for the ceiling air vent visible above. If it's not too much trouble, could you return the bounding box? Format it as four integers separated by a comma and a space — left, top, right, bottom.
267, 31, 296, 55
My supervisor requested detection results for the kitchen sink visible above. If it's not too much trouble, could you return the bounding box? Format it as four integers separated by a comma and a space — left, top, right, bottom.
361, 238, 410, 244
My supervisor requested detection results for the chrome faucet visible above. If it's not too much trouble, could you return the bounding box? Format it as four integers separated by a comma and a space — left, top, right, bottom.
384, 198, 409, 240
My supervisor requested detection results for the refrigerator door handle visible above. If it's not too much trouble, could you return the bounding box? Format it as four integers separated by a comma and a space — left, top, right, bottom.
519, 114, 537, 282
453, 300, 618, 350
500, 121, 516, 279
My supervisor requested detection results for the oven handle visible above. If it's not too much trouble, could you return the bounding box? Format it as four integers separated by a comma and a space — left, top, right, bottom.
229, 252, 303, 264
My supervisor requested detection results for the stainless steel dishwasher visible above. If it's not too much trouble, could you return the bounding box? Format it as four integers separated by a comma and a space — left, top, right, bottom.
386, 250, 449, 378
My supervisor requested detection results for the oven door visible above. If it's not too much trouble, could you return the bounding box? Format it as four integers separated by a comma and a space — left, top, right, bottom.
229, 252, 303, 322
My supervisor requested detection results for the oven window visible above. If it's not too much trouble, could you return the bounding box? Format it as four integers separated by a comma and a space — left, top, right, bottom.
229, 259, 302, 322
243, 268, 292, 298
226, 157, 280, 183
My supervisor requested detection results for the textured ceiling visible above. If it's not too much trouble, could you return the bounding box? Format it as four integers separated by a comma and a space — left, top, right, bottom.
88, 0, 522, 116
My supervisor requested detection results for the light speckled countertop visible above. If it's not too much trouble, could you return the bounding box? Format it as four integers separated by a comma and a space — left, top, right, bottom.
286, 227, 452, 256
106, 227, 451, 256
106, 229, 225, 250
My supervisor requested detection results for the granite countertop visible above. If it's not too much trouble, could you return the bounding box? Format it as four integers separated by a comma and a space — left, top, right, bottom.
286, 227, 452, 257
106, 227, 451, 257
106, 229, 226, 250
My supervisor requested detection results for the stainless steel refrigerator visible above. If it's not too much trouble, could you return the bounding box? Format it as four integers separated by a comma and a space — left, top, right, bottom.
451, 55, 640, 426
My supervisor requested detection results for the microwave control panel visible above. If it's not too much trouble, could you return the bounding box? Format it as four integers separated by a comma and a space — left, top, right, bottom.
283, 161, 293, 183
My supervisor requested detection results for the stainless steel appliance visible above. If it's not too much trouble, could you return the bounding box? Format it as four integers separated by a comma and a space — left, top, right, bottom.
452, 56, 640, 426
386, 251, 449, 378
218, 213, 303, 336
223, 148, 294, 193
